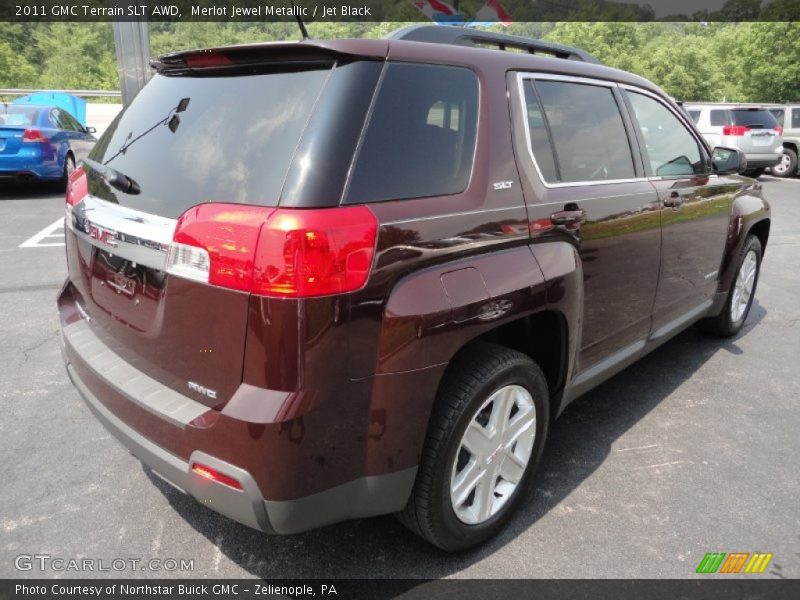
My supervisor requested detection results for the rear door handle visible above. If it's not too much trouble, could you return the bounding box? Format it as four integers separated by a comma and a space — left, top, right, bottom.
550, 209, 586, 226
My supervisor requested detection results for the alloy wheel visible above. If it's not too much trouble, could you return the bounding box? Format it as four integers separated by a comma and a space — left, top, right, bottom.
450, 384, 537, 525
773, 152, 792, 176
730, 249, 757, 323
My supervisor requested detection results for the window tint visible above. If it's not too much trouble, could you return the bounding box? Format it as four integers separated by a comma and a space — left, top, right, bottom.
769, 108, 785, 125
534, 80, 635, 183
0, 106, 38, 126
687, 110, 701, 123
626, 91, 706, 177
60, 111, 83, 132
793, 108, 800, 129
522, 81, 558, 182
731, 108, 778, 129
346, 63, 478, 203
89, 67, 331, 218
710, 110, 729, 126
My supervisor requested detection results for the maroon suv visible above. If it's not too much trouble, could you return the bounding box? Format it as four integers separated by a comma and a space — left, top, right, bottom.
58, 26, 770, 551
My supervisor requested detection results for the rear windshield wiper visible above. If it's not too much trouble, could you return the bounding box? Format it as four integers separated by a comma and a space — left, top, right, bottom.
83, 158, 141, 195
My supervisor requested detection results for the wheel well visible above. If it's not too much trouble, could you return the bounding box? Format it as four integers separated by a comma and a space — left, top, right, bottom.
463, 310, 568, 419
783, 141, 797, 154
749, 219, 770, 256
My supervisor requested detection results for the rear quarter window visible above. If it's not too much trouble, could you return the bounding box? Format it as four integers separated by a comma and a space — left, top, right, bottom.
345, 63, 478, 204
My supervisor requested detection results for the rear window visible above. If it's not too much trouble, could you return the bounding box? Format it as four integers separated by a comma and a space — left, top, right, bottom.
730, 109, 779, 129
87, 66, 332, 218
0, 106, 40, 127
710, 109, 729, 126
345, 63, 478, 204
769, 108, 785, 125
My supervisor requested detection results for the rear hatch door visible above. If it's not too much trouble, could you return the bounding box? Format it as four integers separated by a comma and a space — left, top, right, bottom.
731, 108, 781, 153
64, 54, 341, 409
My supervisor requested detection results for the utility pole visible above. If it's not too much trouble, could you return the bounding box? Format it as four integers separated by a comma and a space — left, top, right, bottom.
111, 1, 152, 106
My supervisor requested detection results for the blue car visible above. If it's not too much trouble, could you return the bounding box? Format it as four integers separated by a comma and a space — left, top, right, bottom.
0, 104, 96, 186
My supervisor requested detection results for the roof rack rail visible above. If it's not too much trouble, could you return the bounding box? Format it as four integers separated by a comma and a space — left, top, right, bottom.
388, 25, 601, 65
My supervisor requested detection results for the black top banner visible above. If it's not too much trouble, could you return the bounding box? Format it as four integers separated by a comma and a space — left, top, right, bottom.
1, 0, 799, 22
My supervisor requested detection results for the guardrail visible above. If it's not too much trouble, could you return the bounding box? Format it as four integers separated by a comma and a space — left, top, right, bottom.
0, 88, 121, 98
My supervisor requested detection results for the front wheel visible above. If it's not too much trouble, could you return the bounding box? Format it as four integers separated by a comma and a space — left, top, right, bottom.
397, 343, 549, 551
700, 235, 762, 337
771, 147, 797, 178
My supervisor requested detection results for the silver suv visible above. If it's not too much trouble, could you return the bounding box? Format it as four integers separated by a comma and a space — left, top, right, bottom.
767, 105, 799, 177
685, 104, 784, 177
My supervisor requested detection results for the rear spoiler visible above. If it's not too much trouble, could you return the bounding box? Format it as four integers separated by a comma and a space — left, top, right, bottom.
150, 39, 388, 73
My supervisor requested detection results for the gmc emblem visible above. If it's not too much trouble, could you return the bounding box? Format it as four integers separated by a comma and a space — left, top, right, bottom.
87, 222, 117, 248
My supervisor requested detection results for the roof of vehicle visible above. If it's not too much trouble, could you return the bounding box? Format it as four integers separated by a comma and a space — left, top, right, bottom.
152, 32, 664, 98
684, 103, 776, 110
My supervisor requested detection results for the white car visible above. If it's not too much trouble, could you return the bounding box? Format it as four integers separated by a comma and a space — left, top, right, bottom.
684, 104, 784, 177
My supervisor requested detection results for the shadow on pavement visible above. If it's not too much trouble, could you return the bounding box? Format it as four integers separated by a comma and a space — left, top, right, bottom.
0, 180, 64, 200
145, 301, 766, 579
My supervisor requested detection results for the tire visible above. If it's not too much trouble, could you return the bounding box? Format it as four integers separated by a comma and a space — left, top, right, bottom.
744, 168, 764, 179
397, 342, 549, 551
60, 154, 76, 191
771, 147, 797, 178
700, 235, 762, 337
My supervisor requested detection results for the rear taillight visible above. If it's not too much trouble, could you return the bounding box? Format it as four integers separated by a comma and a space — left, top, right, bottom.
774, 126, 783, 135
22, 128, 49, 143
65, 167, 88, 207
722, 125, 749, 136
167, 204, 378, 298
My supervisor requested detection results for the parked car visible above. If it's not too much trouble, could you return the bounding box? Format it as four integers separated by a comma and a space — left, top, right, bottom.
0, 103, 96, 186
767, 104, 800, 177
58, 25, 770, 551
683, 103, 784, 178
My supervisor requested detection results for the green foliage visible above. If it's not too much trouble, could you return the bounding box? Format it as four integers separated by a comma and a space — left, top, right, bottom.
0, 21, 797, 104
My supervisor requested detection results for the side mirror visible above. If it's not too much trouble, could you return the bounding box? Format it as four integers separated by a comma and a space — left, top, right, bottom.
712, 146, 747, 175
85, 126, 97, 134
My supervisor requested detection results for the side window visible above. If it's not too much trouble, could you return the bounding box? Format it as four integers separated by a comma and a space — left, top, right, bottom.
346, 63, 478, 203
793, 108, 800, 129
625, 91, 707, 177
687, 110, 701, 123
710, 110, 729, 126
522, 81, 558, 182
49, 109, 63, 129
61, 111, 82, 132
533, 80, 635, 183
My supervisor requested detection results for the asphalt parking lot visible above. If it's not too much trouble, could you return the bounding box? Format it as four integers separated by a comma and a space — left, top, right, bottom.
1, 177, 799, 580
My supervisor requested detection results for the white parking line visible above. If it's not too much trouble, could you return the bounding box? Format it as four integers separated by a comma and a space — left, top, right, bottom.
19, 218, 65, 248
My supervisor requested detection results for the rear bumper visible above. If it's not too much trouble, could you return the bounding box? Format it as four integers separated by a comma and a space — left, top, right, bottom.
66, 360, 275, 532
744, 152, 783, 169
0, 150, 61, 180
59, 314, 417, 535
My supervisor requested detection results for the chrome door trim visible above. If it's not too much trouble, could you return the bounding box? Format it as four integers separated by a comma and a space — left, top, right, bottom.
514, 72, 650, 189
